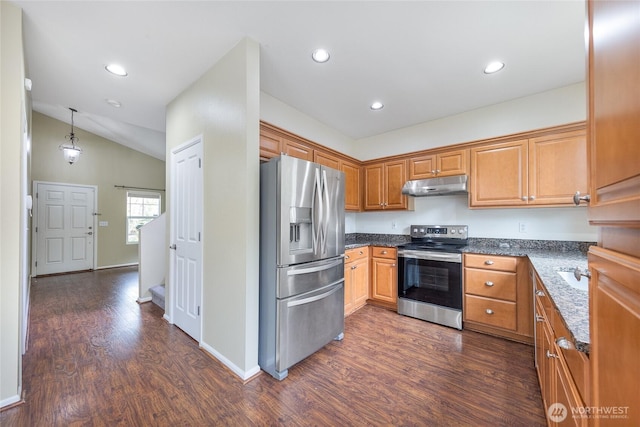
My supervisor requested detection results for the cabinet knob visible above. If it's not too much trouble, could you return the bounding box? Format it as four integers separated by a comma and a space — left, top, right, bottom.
359, 251, 363, 255
485, 309, 494, 315
382, 250, 387, 254
351, 266, 357, 270
392, 264, 396, 267
521, 196, 528, 201
535, 290, 545, 297
546, 350, 559, 359
556, 337, 573, 350
431, 170, 436, 175
573, 191, 591, 206
535, 314, 545, 322
529, 195, 536, 201
484, 260, 494, 265
484, 281, 494, 287
345, 255, 350, 260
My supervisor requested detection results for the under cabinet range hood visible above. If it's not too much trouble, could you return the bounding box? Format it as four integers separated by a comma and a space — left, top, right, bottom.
401, 175, 468, 197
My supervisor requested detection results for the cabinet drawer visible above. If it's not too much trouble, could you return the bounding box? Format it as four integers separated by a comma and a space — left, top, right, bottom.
464, 268, 516, 301
465, 295, 517, 331
345, 247, 369, 263
371, 247, 396, 260
464, 254, 517, 272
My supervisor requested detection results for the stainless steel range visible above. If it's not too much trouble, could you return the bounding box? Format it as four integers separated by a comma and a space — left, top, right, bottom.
397, 225, 468, 330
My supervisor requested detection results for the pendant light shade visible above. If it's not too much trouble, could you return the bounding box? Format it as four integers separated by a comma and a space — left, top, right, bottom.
59, 108, 82, 164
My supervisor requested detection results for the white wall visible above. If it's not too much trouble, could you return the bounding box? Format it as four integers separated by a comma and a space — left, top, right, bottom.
352, 83, 586, 160
0, 1, 26, 408
261, 92, 355, 157
354, 196, 596, 242
166, 38, 260, 380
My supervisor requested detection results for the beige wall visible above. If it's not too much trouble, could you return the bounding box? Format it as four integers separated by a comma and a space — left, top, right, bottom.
31, 112, 166, 268
0, 1, 26, 408
166, 38, 260, 378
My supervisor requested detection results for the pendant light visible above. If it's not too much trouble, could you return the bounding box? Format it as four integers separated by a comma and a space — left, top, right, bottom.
59, 108, 82, 164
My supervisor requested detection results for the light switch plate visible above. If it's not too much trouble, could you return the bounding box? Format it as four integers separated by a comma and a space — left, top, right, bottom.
99, 221, 109, 227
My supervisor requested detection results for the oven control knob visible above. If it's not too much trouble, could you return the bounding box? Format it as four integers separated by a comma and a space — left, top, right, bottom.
413, 228, 418, 233
450, 229, 456, 234
419, 228, 425, 233
459, 228, 465, 234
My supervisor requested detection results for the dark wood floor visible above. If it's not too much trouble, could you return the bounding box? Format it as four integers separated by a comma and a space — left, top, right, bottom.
2, 266, 545, 426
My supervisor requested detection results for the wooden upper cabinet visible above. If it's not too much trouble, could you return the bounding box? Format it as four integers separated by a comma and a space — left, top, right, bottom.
282, 137, 313, 161
314, 151, 341, 170
588, 0, 640, 224
364, 160, 412, 210
342, 160, 362, 211
260, 128, 282, 161
470, 139, 529, 207
470, 131, 587, 208
409, 149, 468, 179
529, 130, 588, 206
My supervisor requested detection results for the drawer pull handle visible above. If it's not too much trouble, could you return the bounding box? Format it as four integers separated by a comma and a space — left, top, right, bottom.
484, 260, 494, 265
485, 309, 494, 315
535, 290, 545, 297
382, 250, 387, 254
535, 314, 545, 322
485, 281, 494, 287
546, 350, 559, 359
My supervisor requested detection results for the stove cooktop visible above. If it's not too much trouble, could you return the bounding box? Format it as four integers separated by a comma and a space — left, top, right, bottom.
399, 224, 469, 253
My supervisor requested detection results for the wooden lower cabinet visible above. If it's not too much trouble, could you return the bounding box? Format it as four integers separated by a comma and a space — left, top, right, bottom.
534, 273, 589, 427
463, 253, 532, 343
344, 247, 370, 316
369, 246, 397, 309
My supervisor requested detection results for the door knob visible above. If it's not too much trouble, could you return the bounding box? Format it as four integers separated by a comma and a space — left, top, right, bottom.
169, 244, 177, 250
87, 231, 93, 235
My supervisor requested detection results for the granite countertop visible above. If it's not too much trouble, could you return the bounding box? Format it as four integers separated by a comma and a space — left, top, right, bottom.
464, 243, 590, 354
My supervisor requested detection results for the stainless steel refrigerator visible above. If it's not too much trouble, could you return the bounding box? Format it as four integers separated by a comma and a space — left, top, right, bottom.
259, 155, 345, 380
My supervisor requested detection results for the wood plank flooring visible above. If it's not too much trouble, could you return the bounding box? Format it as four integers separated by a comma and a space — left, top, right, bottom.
1, 266, 546, 426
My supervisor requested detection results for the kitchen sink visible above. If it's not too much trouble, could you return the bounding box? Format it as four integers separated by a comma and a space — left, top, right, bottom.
557, 271, 589, 292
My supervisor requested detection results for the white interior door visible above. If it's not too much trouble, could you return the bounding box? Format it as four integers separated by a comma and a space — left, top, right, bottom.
170, 138, 203, 341
34, 182, 96, 276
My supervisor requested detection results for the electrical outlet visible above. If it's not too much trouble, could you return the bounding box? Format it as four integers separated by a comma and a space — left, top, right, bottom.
99, 221, 109, 227
391, 221, 397, 229
518, 222, 528, 233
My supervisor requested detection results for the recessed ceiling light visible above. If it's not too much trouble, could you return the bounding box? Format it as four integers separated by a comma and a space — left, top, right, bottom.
105, 64, 128, 77
311, 48, 330, 63
370, 101, 384, 110
106, 99, 122, 108
484, 61, 505, 74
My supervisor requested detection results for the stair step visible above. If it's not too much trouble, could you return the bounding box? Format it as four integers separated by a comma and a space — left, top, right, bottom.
149, 284, 165, 310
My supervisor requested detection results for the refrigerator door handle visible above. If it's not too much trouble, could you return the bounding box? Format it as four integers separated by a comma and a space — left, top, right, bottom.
312, 167, 323, 254
321, 169, 330, 254
286, 281, 343, 308
286, 257, 344, 276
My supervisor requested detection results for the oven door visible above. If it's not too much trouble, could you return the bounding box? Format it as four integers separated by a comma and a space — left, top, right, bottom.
397, 249, 462, 310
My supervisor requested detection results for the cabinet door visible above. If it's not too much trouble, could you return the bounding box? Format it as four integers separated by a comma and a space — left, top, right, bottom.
408, 154, 436, 179
437, 149, 468, 177
260, 128, 282, 161
470, 140, 528, 207
371, 257, 397, 304
384, 160, 408, 209
352, 257, 370, 309
588, 0, 640, 222
314, 151, 340, 170
588, 247, 640, 427
529, 130, 588, 206
342, 160, 361, 212
364, 163, 385, 210
282, 137, 313, 161
344, 261, 355, 316
534, 299, 548, 406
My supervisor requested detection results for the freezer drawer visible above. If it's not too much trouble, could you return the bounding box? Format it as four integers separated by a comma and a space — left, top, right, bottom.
274, 281, 344, 377
277, 256, 344, 299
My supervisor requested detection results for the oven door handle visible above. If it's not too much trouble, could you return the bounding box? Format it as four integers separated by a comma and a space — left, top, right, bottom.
398, 249, 461, 263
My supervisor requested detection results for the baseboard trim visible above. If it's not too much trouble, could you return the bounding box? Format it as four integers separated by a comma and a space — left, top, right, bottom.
95, 262, 138, 270
200, 341, 261, 381
137, 296, 152, 304
0, 394, 22, 411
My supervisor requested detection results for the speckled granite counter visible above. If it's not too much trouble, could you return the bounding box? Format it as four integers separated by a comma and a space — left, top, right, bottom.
345, 233, 410, 249
463, 239, 593, 354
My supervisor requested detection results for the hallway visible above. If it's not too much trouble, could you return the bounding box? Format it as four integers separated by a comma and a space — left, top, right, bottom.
1, 267, 545, 426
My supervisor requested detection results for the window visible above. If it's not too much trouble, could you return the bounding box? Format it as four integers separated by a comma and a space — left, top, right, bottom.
126, 191, 161, 244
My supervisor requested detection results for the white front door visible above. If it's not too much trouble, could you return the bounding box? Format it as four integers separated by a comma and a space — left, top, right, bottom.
170, 138, 203, 341
34, 182, 96, 276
